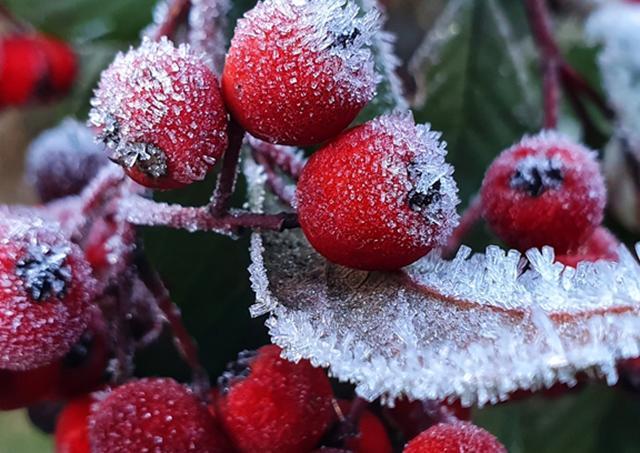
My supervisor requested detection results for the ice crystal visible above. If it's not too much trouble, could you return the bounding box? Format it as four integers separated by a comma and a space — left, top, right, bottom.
245, 153, 640, 407
16, 243, 72, 302
587, 3, 640, 141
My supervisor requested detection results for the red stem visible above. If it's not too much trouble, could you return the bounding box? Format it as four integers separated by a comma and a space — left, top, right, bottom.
0, 3, 29, 33
248, 137, 306, 180
152, 0, 191, 41
252, 150, 296, 207
443, 195, 483, 258
210, 120, 245, 217
560, 63, 614, 119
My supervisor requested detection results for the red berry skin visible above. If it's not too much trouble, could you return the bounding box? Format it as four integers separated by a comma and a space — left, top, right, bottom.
217, 344, 334, 453
337, 400, 392, 453
222, 0, 378, 146
36, 35, 77, 96
403, 422, 506, 453
0, 36, 47, 106
555, 226, 619, 268
296, 113, 459, 271
0, 216, 95, 371
55, 395, 93, 453
90, 37, 228, 189
89, 378, 231, 453
0, 362, 60, 410
480, 131, 606, 254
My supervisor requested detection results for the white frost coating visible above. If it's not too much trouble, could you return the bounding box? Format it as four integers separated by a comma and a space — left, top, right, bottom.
245, 152, 640, 407
587, 3, 640, 141
188, 0, 231, 75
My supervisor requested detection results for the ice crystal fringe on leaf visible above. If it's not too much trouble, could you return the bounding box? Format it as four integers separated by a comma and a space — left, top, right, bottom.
245, 154, 640, 407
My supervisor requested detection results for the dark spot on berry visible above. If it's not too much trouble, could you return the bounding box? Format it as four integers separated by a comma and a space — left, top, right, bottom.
331, 28, 361, 49
510, 157, 564, 197
218, 350, 257, 394
61, 329, 94, 368
98, 114, 121, 149
409, 180, 441, 213
16, 244, 72, 302
111, 141, 168, 179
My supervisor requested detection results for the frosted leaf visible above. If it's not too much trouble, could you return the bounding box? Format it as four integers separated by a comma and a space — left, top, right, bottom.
587, 3, 640, 141
188, 0, 231, 74
245, 155, 640, 407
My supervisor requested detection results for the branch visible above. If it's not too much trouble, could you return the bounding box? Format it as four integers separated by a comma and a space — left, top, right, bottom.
209, 120, 245, 217
152, 0, 191, 41
248, 136, 306, 180
252, 150, 296, 207
0, 3, 29, 33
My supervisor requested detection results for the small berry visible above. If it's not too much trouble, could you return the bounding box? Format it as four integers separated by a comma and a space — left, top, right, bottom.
0, 215, 95, 370
337, 400, 392, 453
403, 422, 506, 453
216, 344, 334, 453
89, 378, 231, 453
222, 0, 379, 146
26, 118, 109, 202
55, 395, 93, 453
555, 226, 619, 267
385, 398, 471, 441
0, 362, 59, 410
480, 131, 606, 253
90, 37, 228, 189
296, 112, 459, 270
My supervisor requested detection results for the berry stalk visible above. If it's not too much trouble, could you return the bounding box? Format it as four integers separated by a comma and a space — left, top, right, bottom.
251, 149, 296, 207
152, 0, 191, 41
248, 137, 306, 180
209, 120, 244, 217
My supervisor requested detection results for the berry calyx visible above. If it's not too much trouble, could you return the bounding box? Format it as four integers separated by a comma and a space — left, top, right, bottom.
89, 378, 231, 453
216, 344, 334, 453
90, 37, 228, 189
403, 422, 506, 453
25, 118, 109, 203
0, 215, 95, 370
55, 395, 93, 453
555, 226, 619, 267
480, 131, 606, 253
296, 112, 459, 271
337, 400, 392, 453
222, 0, 379, 146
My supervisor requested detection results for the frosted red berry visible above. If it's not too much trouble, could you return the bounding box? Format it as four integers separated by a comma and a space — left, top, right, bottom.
222, 0, 379, 146
55, 395, 93, 453
480, 131, 606, 254
555, 226, 619, 267
90, 37, 228, 189
0, 215, 95, 370
337, 400, 392, 453
296, 113, 459, 270
26, 118, 109, 202
89, 378, 231, 453
403, 422, 506, 453
216, 344, 334, 453
0, 362, 59, 410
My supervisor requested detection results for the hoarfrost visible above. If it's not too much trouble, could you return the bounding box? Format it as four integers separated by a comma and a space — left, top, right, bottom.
188, 0, 231, 75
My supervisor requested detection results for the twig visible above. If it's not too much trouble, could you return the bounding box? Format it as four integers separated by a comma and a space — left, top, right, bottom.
152, 0, 191, 41
0, 3, 29, 33
209, 120, 245, 217
252, 150, 296, 207
443, 195, 483, 258
248, 136, 306, 180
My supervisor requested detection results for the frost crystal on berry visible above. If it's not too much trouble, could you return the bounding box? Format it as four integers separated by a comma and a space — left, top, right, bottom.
16, 243, 72, 302
510, 156, 563, 196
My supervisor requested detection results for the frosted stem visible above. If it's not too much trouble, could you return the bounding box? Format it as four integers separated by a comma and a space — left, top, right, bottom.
327, 397, 370, 447
252, 150, 296, 207
136, 256, 210, 400
152, 0, 191, 41
210, 120, 244, 217
0, 3, 29, 32
443, 195, 482, 258
248, 136, 306, 180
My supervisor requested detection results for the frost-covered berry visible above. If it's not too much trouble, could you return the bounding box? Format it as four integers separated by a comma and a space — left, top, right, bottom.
222, 0, 379, 146
555, 226, 619, 268
216, 344, 334, 453
403, 422, 506, 453
480, 131, 606, 253
0, 34, 76, 107
89, 378, 231, 453
26, 118, 109, 202
55, 395, 93, 453
296, 112, 459, 271
89, 37, 228, 189
0, 215, 95, 370
337, 400, 392, 453
0, 362, 59, 410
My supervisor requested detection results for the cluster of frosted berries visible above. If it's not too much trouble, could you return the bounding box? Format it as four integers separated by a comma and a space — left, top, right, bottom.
53, 344, 505, 452
0, 33, 76, 107
480, 131, 613, 265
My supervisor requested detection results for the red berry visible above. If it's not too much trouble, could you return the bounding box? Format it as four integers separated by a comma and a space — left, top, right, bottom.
555, 226, 619, 267
36, 34, 77, 96
55, 395, 93, 453
403, 422, 506, 453
89, 378, 231, 453
222, 0, 378, 146
26, 118, 109, 202
0, 215, 95, 370
296, 113, 459, 270
0, 362, 59, 410
385, 398, 471, 441
90, 37, 228, 189
337, 400, 392, 453
216, 344, 334, 453
480, 131, 606, 253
